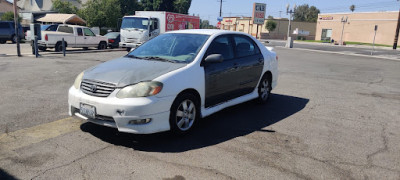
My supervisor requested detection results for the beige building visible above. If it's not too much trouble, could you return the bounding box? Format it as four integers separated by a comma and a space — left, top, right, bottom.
220, 17, 316, 40
0, 0, 14, 17
316, 11, 398, 45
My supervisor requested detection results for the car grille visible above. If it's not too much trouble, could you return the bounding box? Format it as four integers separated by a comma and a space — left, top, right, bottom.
81, 79, 116, 97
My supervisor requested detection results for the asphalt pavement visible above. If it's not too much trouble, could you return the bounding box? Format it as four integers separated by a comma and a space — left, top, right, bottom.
0, 44, 399, 179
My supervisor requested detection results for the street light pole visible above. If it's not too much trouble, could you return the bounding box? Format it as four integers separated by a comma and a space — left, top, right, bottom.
393, 0, 400, 49
285, 4, 296, 48
13, 0, 21, 57
340, 16, 348, 46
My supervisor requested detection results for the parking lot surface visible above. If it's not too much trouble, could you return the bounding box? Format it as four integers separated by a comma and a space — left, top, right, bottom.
0, 44, 399, 179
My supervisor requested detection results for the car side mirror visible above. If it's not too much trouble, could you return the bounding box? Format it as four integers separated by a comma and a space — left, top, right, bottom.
204, 54, 223, 63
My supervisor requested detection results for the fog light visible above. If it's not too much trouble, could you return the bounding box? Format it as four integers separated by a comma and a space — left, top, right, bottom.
129, 118, 152, 125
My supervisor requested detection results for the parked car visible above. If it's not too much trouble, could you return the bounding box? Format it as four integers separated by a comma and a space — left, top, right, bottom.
104, 32, 120, 48
25, 24, 59, 41
0, 21, 24, 44
38, 24, 108, 51
68, 29, 278, 135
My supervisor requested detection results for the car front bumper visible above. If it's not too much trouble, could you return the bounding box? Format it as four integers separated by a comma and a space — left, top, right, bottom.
68, 86, 174, 134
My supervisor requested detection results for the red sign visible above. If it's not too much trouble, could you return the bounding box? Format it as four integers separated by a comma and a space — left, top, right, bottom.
225, 20, 232, 22
320, 16, 333, 20
252, 3, 266, 24
216, 21, 221, 28
165, 12, 200, 32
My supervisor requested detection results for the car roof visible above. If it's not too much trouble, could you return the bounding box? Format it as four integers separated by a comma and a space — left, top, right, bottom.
165, 29, 251, 36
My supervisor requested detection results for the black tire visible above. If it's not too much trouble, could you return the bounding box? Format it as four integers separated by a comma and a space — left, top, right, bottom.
11, 35, 17, 43
169, 93, 200, 135
55, 42, 66, 52
38, 46, 47, 51
256, 73, 272, 104
0, 40, 6, 44
126, 47, 131, 52
98, 42, 107, 50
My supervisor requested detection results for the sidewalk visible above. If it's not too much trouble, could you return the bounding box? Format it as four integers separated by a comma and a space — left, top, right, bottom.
261, 39, 400, 61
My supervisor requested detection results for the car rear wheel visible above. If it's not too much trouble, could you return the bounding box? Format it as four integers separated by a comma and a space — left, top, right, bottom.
55, 42, 65, 52
11, 35, 17, 43
0, 40, 6, 44
98, 42, 107, 50
257, 73, 272, 104
169, 93, 199, 135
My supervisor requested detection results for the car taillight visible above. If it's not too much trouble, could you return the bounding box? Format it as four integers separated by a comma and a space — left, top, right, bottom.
45, 34, 48, 41
108, 39, 114, 43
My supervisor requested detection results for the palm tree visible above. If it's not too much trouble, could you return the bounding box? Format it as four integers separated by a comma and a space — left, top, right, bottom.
350, 5, 355, 12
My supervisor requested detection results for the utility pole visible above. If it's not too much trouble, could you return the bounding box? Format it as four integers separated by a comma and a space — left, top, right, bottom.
219, 0, 223, 17
340, 16, 348, 46
285, 4, 296, 48
13, 0, 21, 57
279, 11, 282, 18
393, 0, 400, 49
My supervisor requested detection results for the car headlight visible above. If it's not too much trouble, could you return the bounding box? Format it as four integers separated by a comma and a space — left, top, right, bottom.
73, 72, 84, 89
116, 81, 163, 98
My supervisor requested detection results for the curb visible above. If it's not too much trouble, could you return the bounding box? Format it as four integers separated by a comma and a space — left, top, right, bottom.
276, 46, 400, 62
0, 48, 126, 57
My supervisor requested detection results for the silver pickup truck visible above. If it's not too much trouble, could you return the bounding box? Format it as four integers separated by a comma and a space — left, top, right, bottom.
38, 25, 108, 51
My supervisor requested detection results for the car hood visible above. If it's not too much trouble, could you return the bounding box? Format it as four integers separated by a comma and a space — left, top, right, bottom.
83, 57, 186, 87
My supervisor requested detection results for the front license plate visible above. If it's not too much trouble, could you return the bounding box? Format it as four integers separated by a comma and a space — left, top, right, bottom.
80, 103, 96, 119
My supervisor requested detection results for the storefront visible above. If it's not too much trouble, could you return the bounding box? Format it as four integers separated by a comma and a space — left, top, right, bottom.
316, 11, 398, 45
220, 17, 316, 40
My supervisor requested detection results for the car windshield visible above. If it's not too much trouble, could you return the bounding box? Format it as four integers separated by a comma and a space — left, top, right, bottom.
127, 33, 210, 63
121, 17, 149, 30
104, 32, 119, 38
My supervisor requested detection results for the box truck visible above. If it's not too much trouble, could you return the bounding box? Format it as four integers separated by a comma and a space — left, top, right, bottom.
120, 11, 200, 51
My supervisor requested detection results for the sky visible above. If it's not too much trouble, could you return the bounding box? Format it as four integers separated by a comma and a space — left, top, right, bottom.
188, 0, 400, 25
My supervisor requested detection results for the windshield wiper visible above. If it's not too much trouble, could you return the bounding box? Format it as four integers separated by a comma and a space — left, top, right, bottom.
126, 54, 145, 59
142, 56, 177, 63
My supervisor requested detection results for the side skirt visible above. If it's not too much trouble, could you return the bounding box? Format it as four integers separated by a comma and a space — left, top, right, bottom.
201, 90, 259, 118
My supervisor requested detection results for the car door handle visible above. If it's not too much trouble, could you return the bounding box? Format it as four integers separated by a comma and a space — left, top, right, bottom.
258, 58, 264, 63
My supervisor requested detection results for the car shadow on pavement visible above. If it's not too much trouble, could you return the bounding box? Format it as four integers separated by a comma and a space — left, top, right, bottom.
0, 168, 18, 180
80, 94, 309, 152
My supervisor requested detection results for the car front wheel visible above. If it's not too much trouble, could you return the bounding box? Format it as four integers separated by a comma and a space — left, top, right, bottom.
98, 42, 107, 50
169, 93, 199, 135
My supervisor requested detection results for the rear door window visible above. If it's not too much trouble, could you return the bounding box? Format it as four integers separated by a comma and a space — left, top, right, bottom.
0, 22, 9, 29
58, 26, 73, 33
77, 28, 83, 36
233, 35, 260, 58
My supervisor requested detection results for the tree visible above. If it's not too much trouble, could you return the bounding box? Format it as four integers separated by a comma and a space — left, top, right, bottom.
0, 12, 21, 22
52, 0, 79, 14
119, 0, 141, 16
173, 0, 191, 14
293, 4, 320, 22
350, 5, 355, 12
267, 15, 274, 19
265, 20, 277, 32
140, 0, 191, 14
200, 19, 215, 29
79, 0, 121, 28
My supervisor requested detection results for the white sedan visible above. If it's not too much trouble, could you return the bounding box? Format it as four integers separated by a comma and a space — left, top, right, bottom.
68, 29, 278, 134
